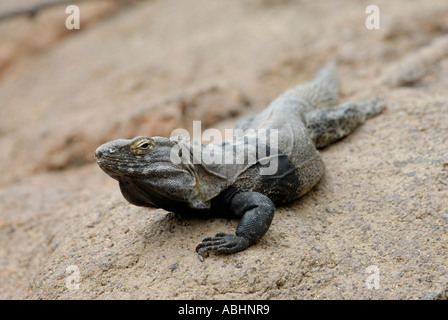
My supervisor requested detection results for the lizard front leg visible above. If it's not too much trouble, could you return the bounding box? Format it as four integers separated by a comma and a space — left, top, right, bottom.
196, 192, 275, 261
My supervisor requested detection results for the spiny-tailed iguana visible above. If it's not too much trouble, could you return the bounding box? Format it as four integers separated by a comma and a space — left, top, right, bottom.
95, 63, 386, 261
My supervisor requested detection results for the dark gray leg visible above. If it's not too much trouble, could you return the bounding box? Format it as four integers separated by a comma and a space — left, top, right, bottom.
305, 98, 386, 148
196, 192, 275, 261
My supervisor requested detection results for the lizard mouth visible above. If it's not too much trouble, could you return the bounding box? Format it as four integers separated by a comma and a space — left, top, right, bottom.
95, 152, 130, 175
95, 154, 122, 162
95, 155, 138, 180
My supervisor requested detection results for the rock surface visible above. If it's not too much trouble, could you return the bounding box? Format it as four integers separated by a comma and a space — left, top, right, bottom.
0, 0, 447, 299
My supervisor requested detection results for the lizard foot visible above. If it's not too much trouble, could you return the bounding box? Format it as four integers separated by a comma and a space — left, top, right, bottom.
195, 232, 250, 261
359, 98, 387, 119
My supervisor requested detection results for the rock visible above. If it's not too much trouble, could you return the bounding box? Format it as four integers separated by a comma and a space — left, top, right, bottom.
1, 0, 447, 300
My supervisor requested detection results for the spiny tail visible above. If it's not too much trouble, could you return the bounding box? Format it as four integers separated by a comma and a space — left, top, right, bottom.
283, 62, 339, 109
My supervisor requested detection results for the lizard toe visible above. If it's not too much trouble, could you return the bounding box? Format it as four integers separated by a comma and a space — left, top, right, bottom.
196, 233, 250, 261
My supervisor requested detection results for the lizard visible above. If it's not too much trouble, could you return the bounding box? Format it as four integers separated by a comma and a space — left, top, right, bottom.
95, 62, 386, 261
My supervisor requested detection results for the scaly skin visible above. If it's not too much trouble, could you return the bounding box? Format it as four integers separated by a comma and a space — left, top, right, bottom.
95, 63, 386, 261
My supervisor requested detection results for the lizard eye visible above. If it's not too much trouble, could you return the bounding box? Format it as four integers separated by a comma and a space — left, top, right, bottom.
139, 142, 150, 149
131, 138, 153, 155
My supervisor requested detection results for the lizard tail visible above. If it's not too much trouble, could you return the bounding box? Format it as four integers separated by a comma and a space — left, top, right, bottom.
283, 62, 339, 109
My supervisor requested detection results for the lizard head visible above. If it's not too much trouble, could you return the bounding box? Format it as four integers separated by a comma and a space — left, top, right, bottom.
95, 136, 197, 206
95, 136, 187, 178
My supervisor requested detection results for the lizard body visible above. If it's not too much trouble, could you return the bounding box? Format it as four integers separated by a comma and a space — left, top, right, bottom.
95, 63, 386, 260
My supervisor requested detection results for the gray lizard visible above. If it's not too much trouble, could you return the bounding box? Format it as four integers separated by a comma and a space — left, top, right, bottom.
95, 62, 386, 261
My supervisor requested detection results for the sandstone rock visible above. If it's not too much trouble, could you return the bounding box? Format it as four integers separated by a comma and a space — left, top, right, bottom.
0, 0, 447, 300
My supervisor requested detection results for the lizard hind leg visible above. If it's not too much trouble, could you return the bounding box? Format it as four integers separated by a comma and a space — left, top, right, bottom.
305, 98, 386, 149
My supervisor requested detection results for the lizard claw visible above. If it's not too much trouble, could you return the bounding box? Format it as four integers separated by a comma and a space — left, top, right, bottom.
196, 232, 250, 261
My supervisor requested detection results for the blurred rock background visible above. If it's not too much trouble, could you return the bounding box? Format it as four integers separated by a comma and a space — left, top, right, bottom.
0, 0, 447, 299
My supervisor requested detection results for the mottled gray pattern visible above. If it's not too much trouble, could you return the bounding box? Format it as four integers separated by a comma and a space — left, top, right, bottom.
95, 62, 386, 259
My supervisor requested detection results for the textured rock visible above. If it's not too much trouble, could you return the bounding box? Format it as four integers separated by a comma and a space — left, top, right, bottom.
0, 0, 447, 300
